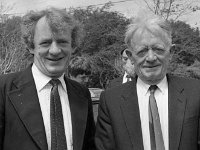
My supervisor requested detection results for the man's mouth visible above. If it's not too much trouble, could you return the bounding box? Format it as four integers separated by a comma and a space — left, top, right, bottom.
144, 65, 160, 68
47, 57, 63, 61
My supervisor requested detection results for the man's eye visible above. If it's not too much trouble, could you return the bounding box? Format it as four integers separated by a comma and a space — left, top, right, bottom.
40, 41, 51, 47
137, 47, 148, 57
152, 47, 165, 54
57, 40, 69, 45
123, 58, 128, 61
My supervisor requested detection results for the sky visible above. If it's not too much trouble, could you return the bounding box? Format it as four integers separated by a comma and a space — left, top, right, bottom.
4, 0, 200, 28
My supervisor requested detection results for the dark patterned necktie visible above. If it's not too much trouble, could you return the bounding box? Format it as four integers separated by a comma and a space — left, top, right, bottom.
50, 79, 67, 150
149, 85, 165, 150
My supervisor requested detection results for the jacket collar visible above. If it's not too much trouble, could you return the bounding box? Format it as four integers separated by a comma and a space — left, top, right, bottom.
8, 65, 48, 150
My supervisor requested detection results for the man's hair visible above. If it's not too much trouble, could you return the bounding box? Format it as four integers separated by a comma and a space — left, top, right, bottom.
124, 12, 172, 49
68, 56, 91, 77
21, 7, 84, 51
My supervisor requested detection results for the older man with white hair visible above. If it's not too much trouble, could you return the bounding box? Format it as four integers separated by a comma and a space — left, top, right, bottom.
95, 12, 200, 150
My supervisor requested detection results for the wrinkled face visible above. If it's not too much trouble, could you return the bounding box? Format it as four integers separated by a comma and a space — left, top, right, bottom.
31, 16, 73, 78
124, 59, 135, 76
121, 50, 129, 66
122, 50, 135, 76
70, 74, 90, 86
129, 31, 171, 85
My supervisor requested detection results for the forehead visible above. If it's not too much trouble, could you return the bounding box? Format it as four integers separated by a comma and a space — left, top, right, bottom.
131, 29, 168, 48
35, 16, 71, 39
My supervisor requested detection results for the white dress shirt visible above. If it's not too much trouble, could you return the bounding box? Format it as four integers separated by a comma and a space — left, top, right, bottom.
137, 76, 169, 150
122, 72, 132, 83
32, 64, 73, 150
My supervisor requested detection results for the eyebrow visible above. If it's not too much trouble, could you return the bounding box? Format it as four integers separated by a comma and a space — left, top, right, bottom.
39, 38, 52, 43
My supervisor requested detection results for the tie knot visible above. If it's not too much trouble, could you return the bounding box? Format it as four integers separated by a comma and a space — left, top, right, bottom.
149, 85, 157, 94
49, 79, 60, 86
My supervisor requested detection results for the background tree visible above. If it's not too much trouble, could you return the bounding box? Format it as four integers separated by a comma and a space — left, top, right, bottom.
70, 3, 129, 88
168, 20, 200, 79
0, 2, 29, 74
143, 0, 200, 20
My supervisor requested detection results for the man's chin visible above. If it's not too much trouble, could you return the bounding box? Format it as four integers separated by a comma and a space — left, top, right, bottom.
47, 70, 64, 78
141, 73, 163, 84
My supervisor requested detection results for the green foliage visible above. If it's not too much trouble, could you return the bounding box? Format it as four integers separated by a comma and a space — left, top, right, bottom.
88, 48, 122, 88
70, 4, 129, 88
169, 20, 200, 78
171, 20, 200, 65
0, 16, 30, 74
71, 3, 129, 55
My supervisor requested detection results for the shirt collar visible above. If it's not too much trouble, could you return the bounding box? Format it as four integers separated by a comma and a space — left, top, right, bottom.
157, 76, 168, 95
32, 63, 67, 92
124, 71, 128, 77
137, 76, 168, 95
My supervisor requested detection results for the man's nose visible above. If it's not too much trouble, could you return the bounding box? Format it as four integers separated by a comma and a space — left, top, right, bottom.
49, 42, 61, 54
146, 49, 156, 62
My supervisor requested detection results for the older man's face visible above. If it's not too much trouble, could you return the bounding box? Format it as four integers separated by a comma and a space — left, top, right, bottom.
121, 50, 129, 66
121, 50, 135, 76
31, 16, 73, 78
130, 31, 171, 85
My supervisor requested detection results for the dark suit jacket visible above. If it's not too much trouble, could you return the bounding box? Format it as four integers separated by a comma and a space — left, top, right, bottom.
107, 77, 123, 89
95, 75, 200, 150
0, 66, 95, 150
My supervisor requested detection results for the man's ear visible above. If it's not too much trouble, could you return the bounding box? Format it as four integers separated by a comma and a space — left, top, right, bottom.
71, 47, 77, 55
28, 48, 34, 55
125, 49, 134, 64
169, 44, 175, 61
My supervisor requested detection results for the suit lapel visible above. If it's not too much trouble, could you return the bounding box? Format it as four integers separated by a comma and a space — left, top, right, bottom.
65, 78, 88, 150
120, 78, 144, 150
168, 75, 187, 150
8, 66, 48, 150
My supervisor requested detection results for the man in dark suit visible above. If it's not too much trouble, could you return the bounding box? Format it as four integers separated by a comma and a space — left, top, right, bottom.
0, 8, 95, 150
95, 12, 200, 150
107, 49, 134, 88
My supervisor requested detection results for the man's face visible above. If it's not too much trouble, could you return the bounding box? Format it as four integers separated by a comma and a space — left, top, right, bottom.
31, 16, 73, 78
122, 51, 129, 66
122, 50, 135, 76
124, 59, 135, 76
129, 31, 171, 85
70, 74, 90, 86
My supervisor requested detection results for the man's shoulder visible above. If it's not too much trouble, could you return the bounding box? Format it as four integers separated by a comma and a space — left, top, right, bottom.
107, 76, 123, 88
168, 74, 200, 90
111, 76, 123, 82
0, 69, 26, 84
168, 74, 200, 84
104, 80, 134, 97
